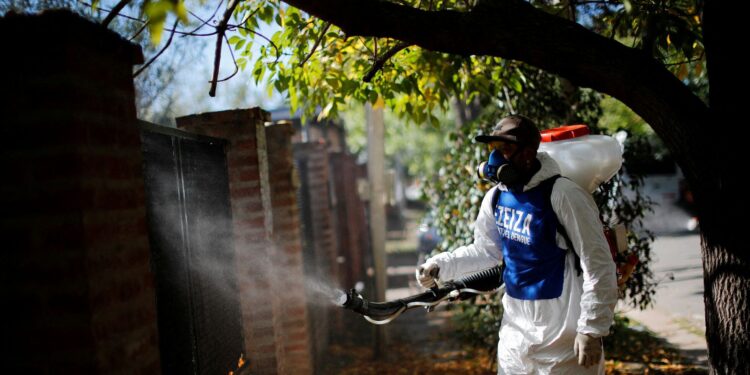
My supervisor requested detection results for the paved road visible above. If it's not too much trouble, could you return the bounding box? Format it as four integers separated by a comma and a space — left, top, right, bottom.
621, 230, 708, 364
618, 173, 707, 362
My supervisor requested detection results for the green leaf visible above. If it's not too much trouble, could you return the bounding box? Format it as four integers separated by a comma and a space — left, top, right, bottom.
252, 59, 266, 84
147, 20, 165, 45
429, 113, 440, 127
274, 78, 286, 93
260, 5, 275, 24
368, 89, 379, 104
342, 79, 359, 94
174, 0, 188, 23
511, 77, 523, 93
236, 57, 247, 71
317, 102, 334, 122
325, 77, 341, 91
289, 83, 299, 111
143, 0, 177, 44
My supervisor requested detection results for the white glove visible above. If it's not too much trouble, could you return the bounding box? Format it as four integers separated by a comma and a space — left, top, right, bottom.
573, 333, 602, 368
415, 262, 440, 289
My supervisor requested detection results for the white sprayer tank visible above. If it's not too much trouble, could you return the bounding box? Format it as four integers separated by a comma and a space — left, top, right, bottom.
538, 125, 623, 193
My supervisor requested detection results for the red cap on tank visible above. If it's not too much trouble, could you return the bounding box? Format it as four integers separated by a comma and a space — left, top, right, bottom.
540, 125, 590, 142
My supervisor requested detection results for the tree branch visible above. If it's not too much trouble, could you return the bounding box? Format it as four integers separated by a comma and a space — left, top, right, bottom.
209, 0, 242, 97
216, 33, 240, 83
299, 22, 331, 67
228, 23, 282, 61
133, 18, 179, 77
664, 55, 704, 66
80, 1, 219, 37
129, 20, 149, 41
185, 0, 225, 36
281, 0, 708, 176
363, 41, 409, 82
101, 0, 132, 27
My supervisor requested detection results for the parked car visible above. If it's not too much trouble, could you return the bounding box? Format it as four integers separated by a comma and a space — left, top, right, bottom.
417, 212, 442, 266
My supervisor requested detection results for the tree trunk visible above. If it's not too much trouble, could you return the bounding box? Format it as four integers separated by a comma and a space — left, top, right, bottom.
701, 2, 748, 372
701, 241, 750, 374
698, 184, 750, 374
656, 96, 749, 375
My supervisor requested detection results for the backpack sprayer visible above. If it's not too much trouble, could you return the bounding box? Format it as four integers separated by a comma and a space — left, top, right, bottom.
337, 266, 504, 325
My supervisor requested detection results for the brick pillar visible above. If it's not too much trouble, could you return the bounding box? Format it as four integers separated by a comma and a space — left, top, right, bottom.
176, 108, 288, 374
293, 141, 341, 370
294, 143, 339, 284
0, 11, 160, 373
266, 123, 314, 374
330, 153, 371, 288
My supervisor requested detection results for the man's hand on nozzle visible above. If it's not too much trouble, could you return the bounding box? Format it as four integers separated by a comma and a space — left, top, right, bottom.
573, 333, 602, 368
415, 262, 440, 289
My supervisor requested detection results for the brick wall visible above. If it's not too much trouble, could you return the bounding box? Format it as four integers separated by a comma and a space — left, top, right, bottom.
289, 120, 347, 153
293, 141, 342, 369
329, 153, 371, 289
167, 108, 368, 373
176, 108, 290, 374
301, 124, 345, 153
0, 10, 160, 373
265, 122, 314, 374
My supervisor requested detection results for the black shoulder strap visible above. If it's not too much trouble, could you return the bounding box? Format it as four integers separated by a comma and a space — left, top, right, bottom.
546, 175, 583, 276
491, 185, 501, 210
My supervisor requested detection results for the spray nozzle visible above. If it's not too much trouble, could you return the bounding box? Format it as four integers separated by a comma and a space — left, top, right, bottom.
333, 290, 348, 306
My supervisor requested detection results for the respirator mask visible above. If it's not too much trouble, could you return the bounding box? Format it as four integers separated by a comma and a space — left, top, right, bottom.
477, 149, 522, 186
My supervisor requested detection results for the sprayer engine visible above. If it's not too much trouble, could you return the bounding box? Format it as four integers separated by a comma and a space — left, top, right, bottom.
338, 265, 504, 325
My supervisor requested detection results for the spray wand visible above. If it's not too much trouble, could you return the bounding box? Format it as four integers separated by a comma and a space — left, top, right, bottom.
336, 265, 504, 325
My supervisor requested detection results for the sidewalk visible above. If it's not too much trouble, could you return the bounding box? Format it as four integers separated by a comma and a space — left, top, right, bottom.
619, 234, 708, 365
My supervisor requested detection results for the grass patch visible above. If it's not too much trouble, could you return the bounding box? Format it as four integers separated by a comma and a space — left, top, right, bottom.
671, 317, 705, 338
605, 314, 682, 364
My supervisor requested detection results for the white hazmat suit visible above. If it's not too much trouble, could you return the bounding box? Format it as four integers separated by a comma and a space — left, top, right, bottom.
424, 152, 618, 374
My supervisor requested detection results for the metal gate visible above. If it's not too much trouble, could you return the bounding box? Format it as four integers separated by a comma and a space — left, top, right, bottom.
140, 122, 244, 375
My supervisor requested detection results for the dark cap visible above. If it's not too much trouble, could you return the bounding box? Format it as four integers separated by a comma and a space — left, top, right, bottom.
475, 115, 541, 147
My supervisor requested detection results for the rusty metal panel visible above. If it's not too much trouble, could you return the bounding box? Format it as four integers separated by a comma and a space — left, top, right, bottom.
141, 124, 243, 375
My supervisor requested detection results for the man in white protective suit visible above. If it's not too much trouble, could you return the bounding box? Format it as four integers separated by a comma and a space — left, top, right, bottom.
416, 115, 618, 374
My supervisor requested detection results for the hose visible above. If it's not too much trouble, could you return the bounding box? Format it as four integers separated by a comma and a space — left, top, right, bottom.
341, 265, 504, 324
454, 265, 503, 291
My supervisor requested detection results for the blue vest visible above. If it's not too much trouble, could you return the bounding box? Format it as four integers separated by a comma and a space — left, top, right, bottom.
494, 177, 566, 300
